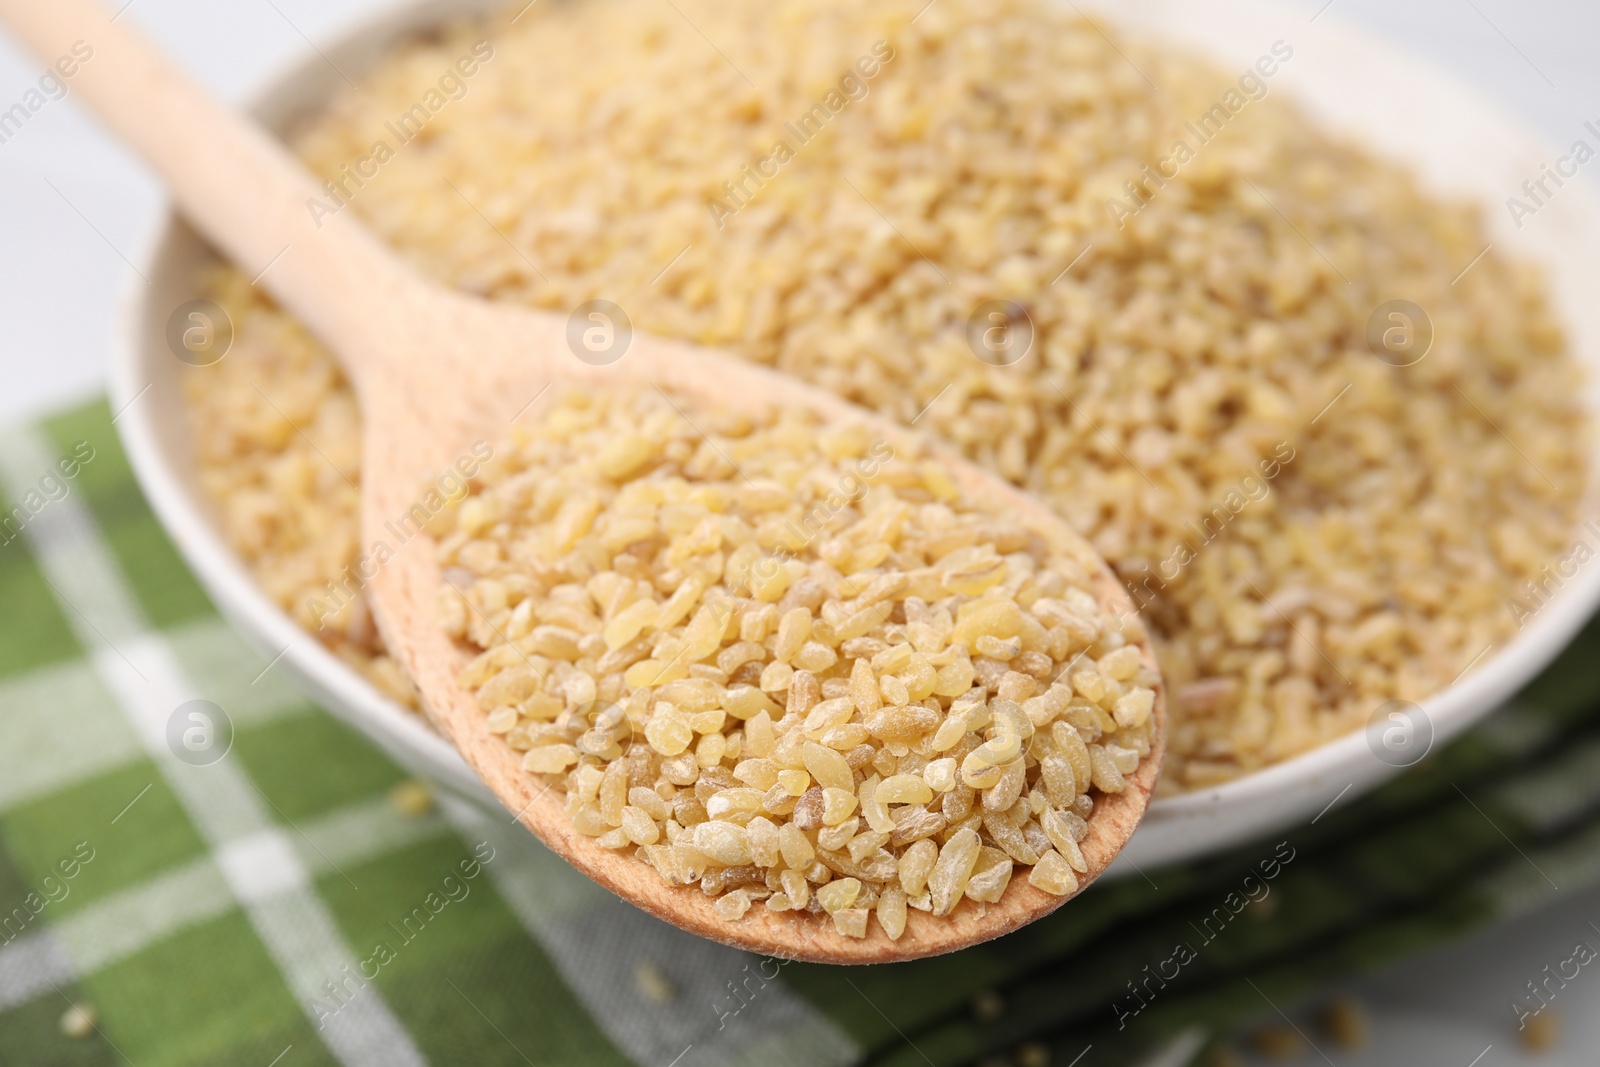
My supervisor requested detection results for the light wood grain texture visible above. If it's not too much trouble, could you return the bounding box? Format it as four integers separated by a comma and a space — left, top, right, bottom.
0, 0, 1164, 962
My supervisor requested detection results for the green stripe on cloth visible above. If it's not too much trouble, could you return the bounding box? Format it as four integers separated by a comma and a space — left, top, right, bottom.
1, 760, 207, 918
233, 713, 413, 824
82, 911, 342, 1067
314, 837, 633, 1066
5, 393, 1600, 1067
40, 400, 214, 631
0, 823, 132, 1066
0, 534, 80, 677
0, 979, 123, 1067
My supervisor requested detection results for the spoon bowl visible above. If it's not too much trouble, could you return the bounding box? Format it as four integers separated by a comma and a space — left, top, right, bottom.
0, 0, 1164, 961
357, 290, 1166, 961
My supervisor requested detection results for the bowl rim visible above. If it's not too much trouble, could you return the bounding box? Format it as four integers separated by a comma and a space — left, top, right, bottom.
110, 0, 1600, 872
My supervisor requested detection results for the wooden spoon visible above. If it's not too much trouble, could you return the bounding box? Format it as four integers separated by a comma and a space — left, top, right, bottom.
1, 0, 1164, 962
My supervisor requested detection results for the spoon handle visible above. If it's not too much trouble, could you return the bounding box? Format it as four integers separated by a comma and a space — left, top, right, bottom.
0, 0, 413, 380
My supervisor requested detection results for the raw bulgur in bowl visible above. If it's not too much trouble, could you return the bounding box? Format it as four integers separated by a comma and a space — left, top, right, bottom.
156, 0, 1599, 860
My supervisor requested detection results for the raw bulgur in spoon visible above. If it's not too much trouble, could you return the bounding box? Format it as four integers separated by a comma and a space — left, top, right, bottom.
439, 388, 1160, 944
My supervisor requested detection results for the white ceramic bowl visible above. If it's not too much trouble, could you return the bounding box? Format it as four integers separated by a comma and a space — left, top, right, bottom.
113, 0, 1600, 874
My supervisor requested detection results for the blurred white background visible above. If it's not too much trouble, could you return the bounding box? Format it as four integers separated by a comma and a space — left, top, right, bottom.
2, 1, 1598, 1063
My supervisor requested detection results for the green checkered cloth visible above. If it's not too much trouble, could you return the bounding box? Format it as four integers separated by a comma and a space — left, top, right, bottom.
4, 399, 1600, 1067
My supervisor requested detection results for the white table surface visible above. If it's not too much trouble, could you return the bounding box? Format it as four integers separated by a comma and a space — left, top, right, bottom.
3, 2, 1599, 1064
